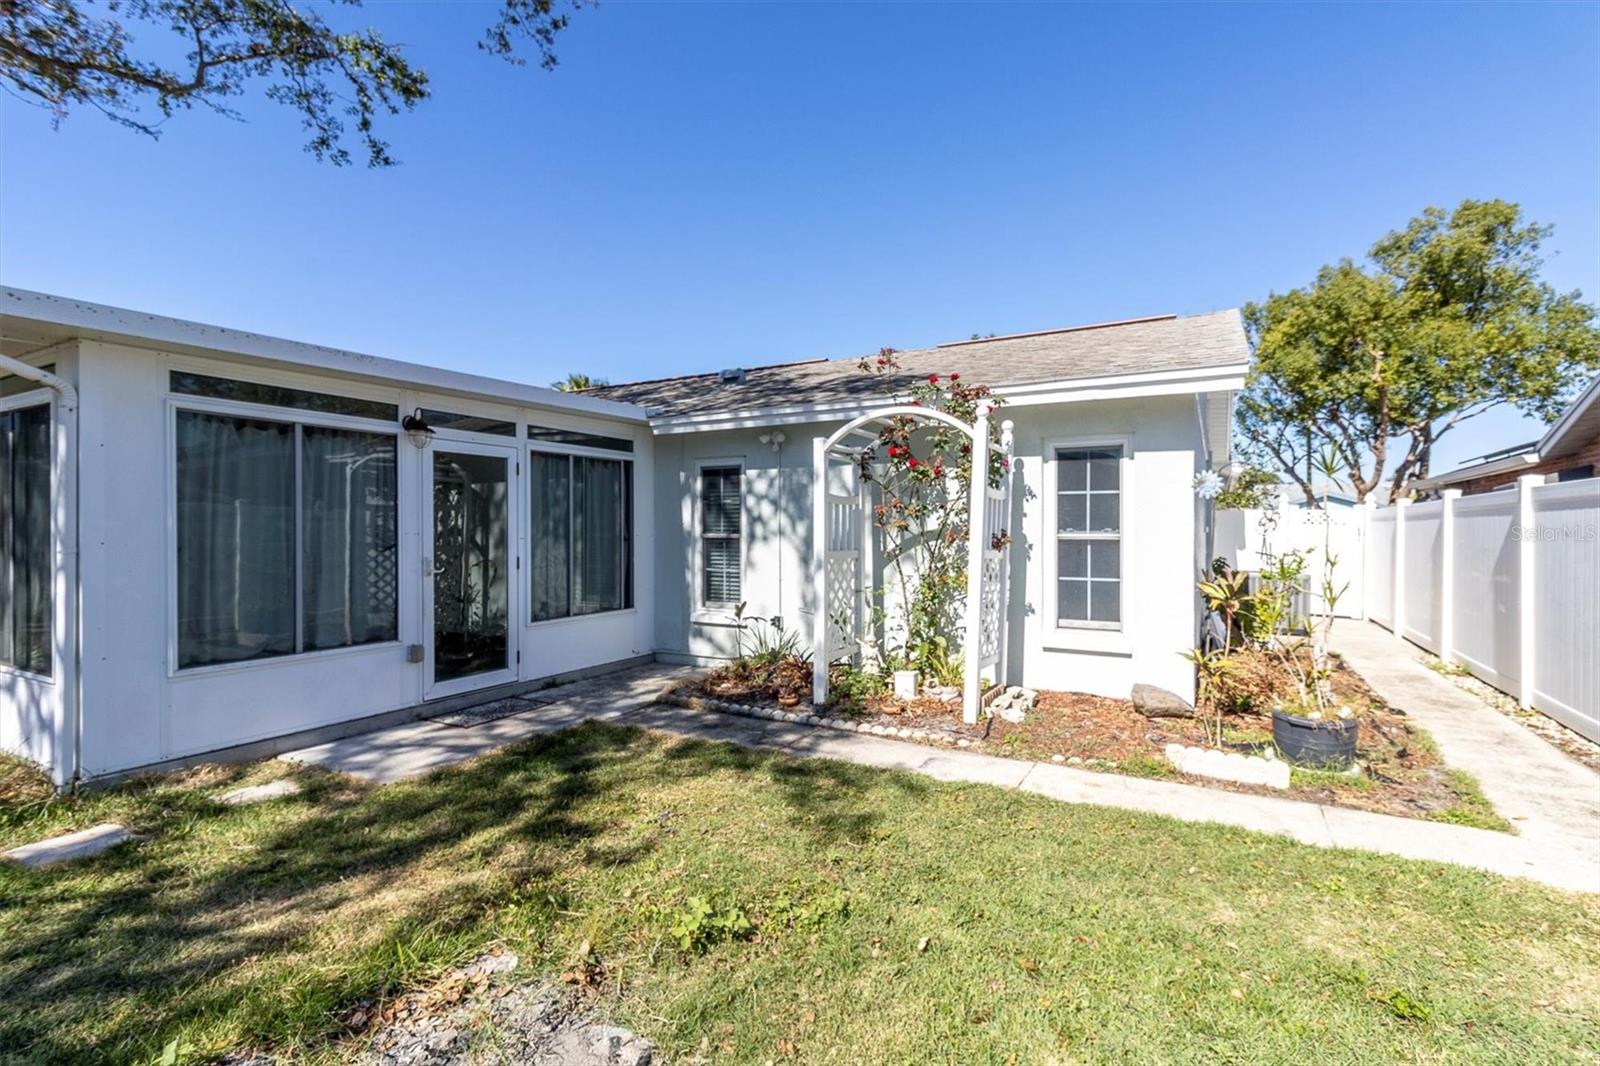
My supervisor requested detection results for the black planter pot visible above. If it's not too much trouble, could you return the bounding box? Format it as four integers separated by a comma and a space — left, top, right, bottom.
1271, 708, 1359, 768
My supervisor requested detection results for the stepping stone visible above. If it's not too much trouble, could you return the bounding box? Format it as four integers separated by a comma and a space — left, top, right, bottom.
216, 779, 302, 807
3, 823, 136, 868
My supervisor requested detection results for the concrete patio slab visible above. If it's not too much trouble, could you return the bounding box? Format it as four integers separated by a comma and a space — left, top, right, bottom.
4, 823, 136, 868
279, 661, 1600, 894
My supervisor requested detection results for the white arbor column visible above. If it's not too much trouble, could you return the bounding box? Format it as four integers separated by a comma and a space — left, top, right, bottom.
812, 436, 829, 706
961, 403, 993, 724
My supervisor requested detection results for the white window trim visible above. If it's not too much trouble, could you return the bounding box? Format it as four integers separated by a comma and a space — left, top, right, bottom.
0, 389, 57, 681
163, 394, 404, 678
1042, 435, 1133, 651
525, 444, 636, 625
692, 456, 745, 623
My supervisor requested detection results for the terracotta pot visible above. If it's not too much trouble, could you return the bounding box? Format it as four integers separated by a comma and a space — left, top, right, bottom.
777, 693, 802, 708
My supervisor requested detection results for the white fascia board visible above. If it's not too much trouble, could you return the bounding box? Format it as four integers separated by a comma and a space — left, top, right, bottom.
646, 362, 1250, 435
0, 287, 649, 424
1537, 374, 1600, 458
1410, 450, 1542, 491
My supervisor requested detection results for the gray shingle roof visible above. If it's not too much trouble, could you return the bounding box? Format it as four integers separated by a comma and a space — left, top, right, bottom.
588, 310, 1249, 419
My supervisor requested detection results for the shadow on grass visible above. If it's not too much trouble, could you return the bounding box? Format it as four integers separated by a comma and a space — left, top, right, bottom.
0, 721, 925, 1064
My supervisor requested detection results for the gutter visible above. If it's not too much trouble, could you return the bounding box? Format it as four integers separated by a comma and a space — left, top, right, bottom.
0, 354, 81, 788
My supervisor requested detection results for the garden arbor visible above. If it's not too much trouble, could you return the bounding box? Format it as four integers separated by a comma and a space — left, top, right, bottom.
811, 403, 1015, 724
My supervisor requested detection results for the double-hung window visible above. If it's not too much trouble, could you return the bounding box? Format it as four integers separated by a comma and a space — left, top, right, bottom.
699, 465, 743, 607
529, 451, 633, 620
174, 408, 399, 669
1, 401, 52, 675
1055, 445, 1122, 627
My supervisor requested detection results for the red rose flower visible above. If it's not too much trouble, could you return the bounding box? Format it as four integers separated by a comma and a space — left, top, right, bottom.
933, 464, 945, 477
907, 457, 920, 469
928, 374, 940, 384
950, 372, 960, 381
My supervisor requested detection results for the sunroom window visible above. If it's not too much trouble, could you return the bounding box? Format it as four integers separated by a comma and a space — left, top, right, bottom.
530, 451, 633, 620
1, 403, 52, 675
175, 410, 398, 668
1055, 445, 1122, 627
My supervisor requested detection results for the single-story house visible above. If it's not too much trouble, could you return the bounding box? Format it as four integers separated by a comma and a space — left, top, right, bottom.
1, 288, 1248, 786
1411, 375, 1600, 496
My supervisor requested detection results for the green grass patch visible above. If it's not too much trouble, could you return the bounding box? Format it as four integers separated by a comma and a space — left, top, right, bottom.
1428, 769, 1516, 832
1, 725, 1595, 1064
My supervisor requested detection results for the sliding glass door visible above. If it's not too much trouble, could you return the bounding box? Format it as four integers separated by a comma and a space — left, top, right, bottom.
426, 441, 518, 697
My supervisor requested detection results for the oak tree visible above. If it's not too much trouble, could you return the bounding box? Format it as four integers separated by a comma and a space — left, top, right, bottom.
1, 0, 590, 166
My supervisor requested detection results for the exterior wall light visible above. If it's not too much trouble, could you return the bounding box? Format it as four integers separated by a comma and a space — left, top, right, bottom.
402, 408, 434, 449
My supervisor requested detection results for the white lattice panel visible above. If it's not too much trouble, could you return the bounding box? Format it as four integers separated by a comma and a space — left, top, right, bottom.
825, 550, 859, 654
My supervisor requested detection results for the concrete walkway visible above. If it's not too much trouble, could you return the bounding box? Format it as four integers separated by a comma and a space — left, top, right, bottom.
1331, 619, 1600, 875
283, 661, 1600, 894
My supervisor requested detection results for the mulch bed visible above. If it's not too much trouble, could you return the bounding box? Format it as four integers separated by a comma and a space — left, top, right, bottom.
681, 653, 1508, 829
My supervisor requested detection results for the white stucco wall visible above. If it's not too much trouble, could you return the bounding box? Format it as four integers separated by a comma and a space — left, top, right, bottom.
66, 341, 653, 780
651, 394, 1207, 703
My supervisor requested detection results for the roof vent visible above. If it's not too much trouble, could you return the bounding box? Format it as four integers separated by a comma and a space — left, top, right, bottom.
718, 368, 747, 384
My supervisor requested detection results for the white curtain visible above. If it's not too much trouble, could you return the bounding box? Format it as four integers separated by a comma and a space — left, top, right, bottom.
530, 452, 570, 620
175, 412, 295, 668
1, 404, 52, 674
573, 457, 625, 614
301, 427, 398, 651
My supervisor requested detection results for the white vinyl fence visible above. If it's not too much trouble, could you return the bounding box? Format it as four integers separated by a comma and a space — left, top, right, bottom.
1214, 505, 1366, 619
1364, 476, 1600, 743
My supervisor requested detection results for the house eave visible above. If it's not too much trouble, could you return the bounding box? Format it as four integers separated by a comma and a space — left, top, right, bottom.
646, 362, 1250, 435
1411, 450, 1543, 491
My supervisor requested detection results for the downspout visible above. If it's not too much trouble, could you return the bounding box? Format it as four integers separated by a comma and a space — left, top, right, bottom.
0, 355, 80, 788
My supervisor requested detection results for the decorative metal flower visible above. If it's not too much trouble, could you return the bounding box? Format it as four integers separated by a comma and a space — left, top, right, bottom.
1193, 469, 1224, 499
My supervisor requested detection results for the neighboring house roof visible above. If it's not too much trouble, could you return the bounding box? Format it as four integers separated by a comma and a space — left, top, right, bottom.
0, 287, 649, 424
1412, 374, 1600, 491
588, 309, 1250, 429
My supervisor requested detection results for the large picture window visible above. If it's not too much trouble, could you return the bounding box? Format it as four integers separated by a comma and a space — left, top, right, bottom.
1055, 445, 1122, 627
1, 403, 52, 675
175, 410, 398, 669
700, 465, 743, 606
530, 451, 633, 620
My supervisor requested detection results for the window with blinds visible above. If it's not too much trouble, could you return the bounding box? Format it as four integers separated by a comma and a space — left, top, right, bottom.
700, 465, 743, 606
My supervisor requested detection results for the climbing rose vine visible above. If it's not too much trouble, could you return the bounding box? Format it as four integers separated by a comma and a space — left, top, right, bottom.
853, 349, 1008, 683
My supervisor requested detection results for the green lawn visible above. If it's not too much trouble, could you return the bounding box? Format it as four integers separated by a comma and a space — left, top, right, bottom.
2, 726, 1598, 1064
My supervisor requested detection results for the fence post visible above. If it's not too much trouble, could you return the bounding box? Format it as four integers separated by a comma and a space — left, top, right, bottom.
1438, 489, 1460, 663
1359, 497, 1374, 622
1393, 497, 1410, 637
1517, 474, 1541, 709
961, 403, 993, 725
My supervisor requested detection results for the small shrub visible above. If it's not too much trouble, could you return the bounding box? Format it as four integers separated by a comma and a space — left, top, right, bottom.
661, 895, 752, 954
827, 663, 887, 713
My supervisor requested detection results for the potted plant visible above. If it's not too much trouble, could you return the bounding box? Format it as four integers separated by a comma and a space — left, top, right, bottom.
1254, 493, 1360, 768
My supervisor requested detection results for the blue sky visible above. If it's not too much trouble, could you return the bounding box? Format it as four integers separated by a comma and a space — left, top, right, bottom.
2, 1, 1595, 473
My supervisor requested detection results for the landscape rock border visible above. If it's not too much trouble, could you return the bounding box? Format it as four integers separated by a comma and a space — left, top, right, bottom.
656, 687, 980, 748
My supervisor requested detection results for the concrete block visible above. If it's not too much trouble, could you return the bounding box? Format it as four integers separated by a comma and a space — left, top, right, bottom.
4, 824, 137, 868
1165, 744, 1290, 790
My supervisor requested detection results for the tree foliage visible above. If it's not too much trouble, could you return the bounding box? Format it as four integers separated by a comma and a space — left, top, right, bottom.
1, 0, 590, 166
551, 371, 607, 392
1241, 200, 1600, 502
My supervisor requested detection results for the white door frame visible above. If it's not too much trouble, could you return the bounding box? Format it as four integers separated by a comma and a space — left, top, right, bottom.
423, 435, 520, 701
